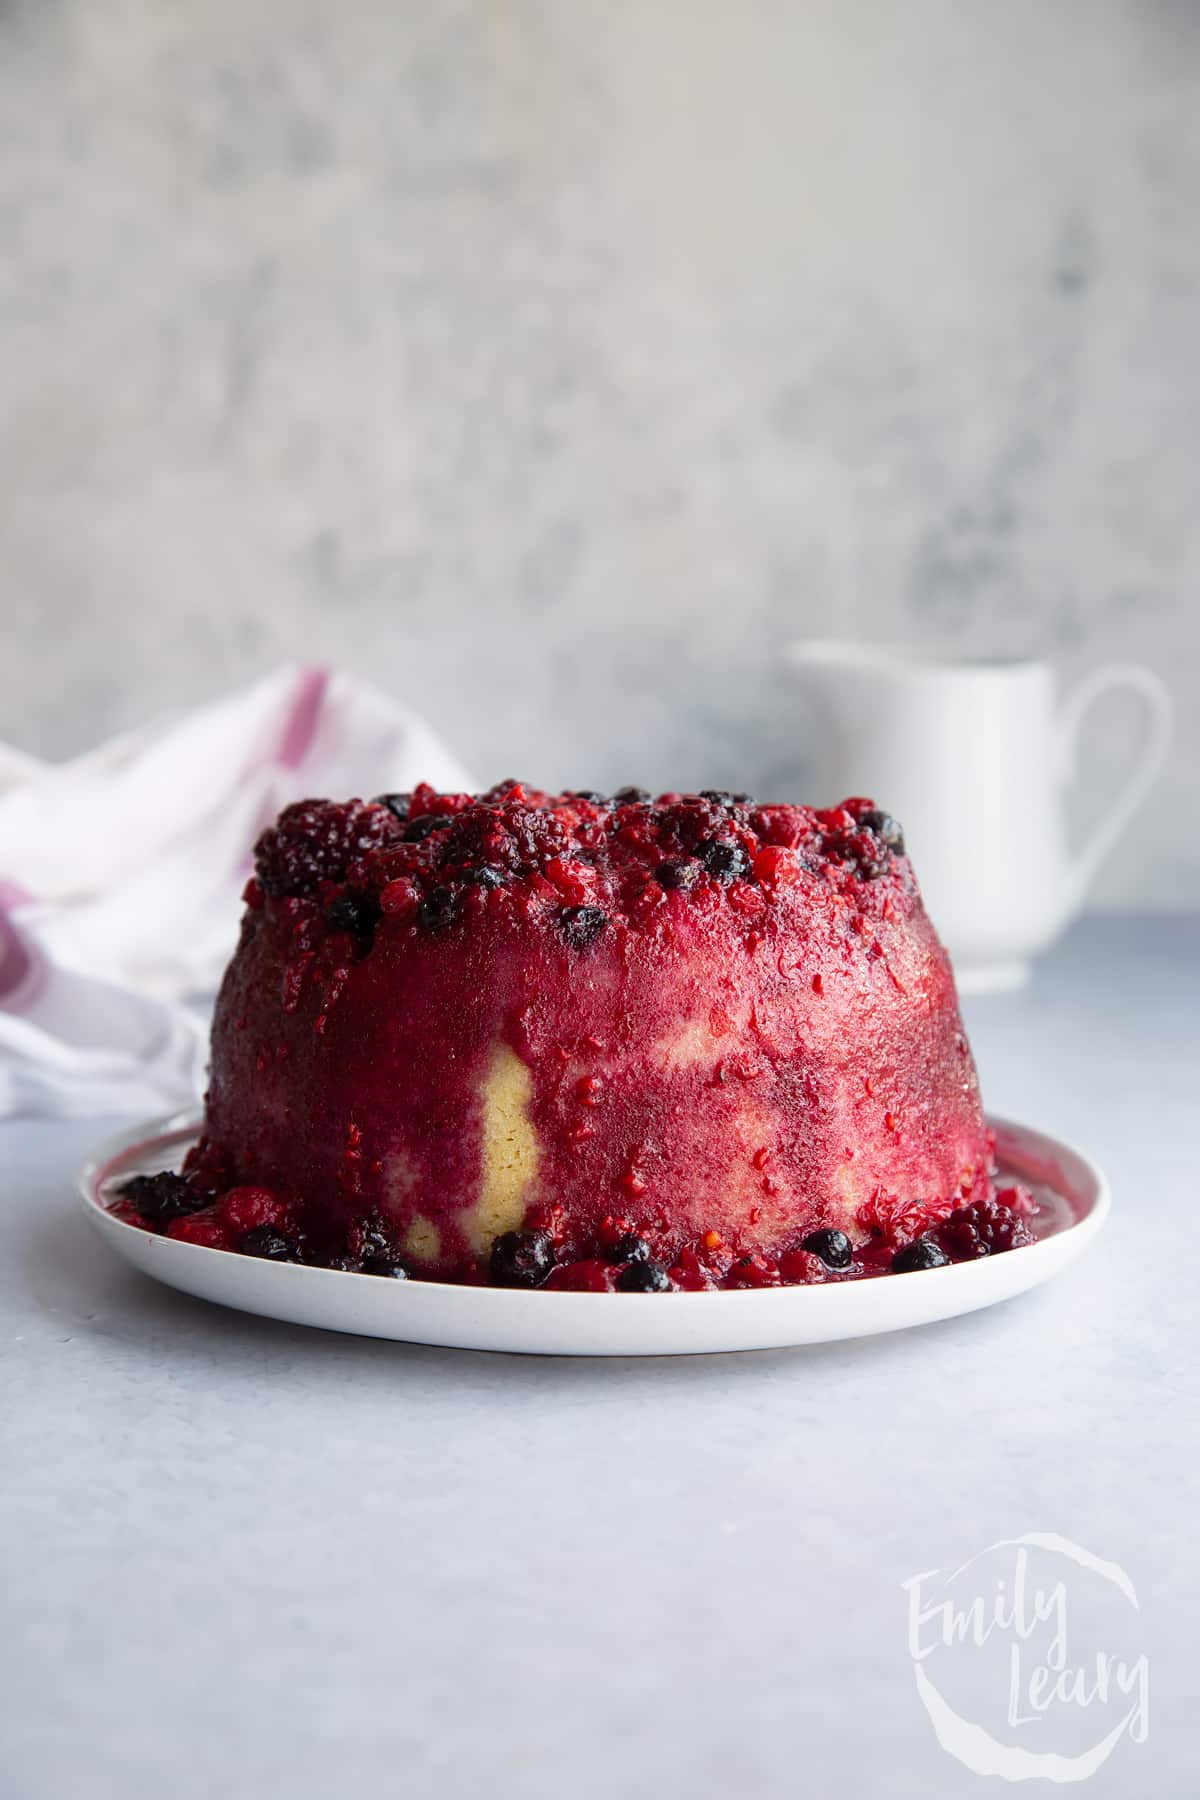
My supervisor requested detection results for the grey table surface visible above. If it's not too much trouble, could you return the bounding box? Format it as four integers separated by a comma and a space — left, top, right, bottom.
2, 914, 1197, 1800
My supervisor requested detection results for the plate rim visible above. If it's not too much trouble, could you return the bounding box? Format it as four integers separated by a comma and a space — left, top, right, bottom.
75, 1110, 1111, 1355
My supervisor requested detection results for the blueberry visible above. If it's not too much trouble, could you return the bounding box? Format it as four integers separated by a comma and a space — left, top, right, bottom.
118, 1171, 210, 1225
859, 809, 905, 854
418, 885, 460, 931
697, 839, 751, 882
462, 864, 507, 888
325, 1254, 365, 1273
891, 1237, 950, 1273
655, 860, 699, 890
404, 813, 452, 843
242, 1225, 300, 1261
613, 786, 650, 804
607, 1233, 651, 1265
490, 1229, 556, 1288
617, 1260, 673, 1293
570, 790, 609, 805
353, 1211, 400, 1264
373, 792, 411, 821
326, 890, 380, 945
362, 1256, 410, 1279
559, 905, 607, 948
801, 1227, 853, 1270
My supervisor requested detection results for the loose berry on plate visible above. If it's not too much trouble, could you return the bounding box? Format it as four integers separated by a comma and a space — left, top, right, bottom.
934, 1198, 1035, 1261
891, 1237, 950, 1273
606, 1232, 651, 1266
778, 1249, 828, 1284
362, 1256, 410, 1279
241, 1225, 301, 1260
117, 1171, 210, 1225
801, 1227, 853, 1269
217, 1186, 291, 1236
617, 1259, 673, 1292
167, 1211, 230, 1248
490, 1229, 556, 1288
726, 1253, 781, 1288
545, 1259, 616, 1292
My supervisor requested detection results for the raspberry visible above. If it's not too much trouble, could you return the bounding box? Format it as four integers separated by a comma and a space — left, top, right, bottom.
217, 1186, 291, 1236
726, 1252, 781, 1288
778, 1249, 829, 1284
934, 1199, 1035, 1261
167, 1211, 230, 1249
545, 1259, 616, 1292
254, 799, 399, 899
668, 1248, 715, 1291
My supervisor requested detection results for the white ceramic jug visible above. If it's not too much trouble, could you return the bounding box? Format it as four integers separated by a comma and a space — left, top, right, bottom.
786, 642, 1173, 992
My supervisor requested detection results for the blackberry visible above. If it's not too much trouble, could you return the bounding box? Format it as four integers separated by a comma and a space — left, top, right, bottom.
606, 1233, 652, 1266
490, 1229, 555, 1288
242, 1225, 300, 1261
118, 1170, 210, 1225
934, 1199, 1034, 1262
858, 809, 905, 854
697, 839, 751, 883
403, 813, 452, 844
617, 1260, 673, 1293
559, 905, 607, 949
613, 786, 650, 804
254, 798, 400, 899
418, 885, 460, 931
801, 1227, 853, 1270
891, 1237, 950, 1273
655, 860, 699, 890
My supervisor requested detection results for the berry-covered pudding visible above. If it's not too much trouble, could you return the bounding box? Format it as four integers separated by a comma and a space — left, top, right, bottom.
113, 783, 1037, 1290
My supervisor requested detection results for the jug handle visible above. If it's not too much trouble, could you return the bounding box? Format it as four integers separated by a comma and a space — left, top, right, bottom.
1057, 663, 1173, 897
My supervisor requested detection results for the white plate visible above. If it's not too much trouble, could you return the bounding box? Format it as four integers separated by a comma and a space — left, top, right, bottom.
78, 1114, 1108, 1357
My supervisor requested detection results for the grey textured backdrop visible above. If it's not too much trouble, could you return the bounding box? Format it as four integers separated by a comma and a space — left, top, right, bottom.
2, 0, 1198, 906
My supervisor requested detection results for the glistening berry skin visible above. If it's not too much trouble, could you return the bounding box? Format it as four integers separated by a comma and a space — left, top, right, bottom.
891, 1238, 950, 1273
801, 1228, 853, 1270
201, 782, 994, 1284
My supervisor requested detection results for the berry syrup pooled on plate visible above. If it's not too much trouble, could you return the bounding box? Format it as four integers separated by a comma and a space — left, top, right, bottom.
108, 782, 1040, 1291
